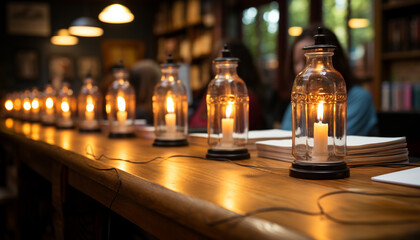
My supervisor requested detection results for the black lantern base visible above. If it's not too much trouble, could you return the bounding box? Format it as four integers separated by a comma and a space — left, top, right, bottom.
289, 161, 350, 180
79, 128, 101, 133
206, 148, 250, 160
153, 139, 188, 147
56, 126, 75, 130
108, 132, 136, 138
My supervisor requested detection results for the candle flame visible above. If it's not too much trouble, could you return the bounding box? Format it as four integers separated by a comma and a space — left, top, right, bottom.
168, 75, 174, 81
226, 102, 233, 118
106, 103, 111, 114
117, 96, 126, 112
317, 102, 324, 122
23, 100, 31, 111
32, 99, 39, 109
86, 96, 94, 112
46, 97, 54, 109
14, 99, 21, 111
166, 96, 174, 113
5, 100, 13, 111
61, 101, 70, 112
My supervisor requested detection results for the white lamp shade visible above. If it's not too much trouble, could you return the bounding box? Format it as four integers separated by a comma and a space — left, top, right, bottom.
51, 29, 78, 45
69, 17, 104, 37
99, 4, 134, 24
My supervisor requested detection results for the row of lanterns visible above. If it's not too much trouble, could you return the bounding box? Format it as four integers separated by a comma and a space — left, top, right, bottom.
3, 30, 350, 180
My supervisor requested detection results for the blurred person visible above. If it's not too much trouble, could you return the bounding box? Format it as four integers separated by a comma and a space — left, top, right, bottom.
129, 60, 161, 124
281, 26, 378, 136
189, 39, 265, 130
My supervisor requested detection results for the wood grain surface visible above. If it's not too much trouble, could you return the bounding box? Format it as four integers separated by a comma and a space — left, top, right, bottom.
1, 118, 419, 239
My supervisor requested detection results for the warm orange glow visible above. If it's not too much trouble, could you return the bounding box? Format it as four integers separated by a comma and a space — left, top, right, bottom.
5, 100, 13, 111
168, 75, 175, 81
117, 96, 126, 111
69, 26, 103, 37
99, 4, 134, 24
14, 99, 21, 111
5, 118, 13, 129
51, 29, 78, 46
46, 97, 54, 109
226, 102, 233, 118
348, 18, 369, 28
86, 96, 94, 112
31, 124, 40, 140
317, 102, 324, 122
61, 101, 70, 112
288, 26, 303, 36
166, 96, 174, 113
23, 99, 31, 111
22, 122, 31, 136
31, 98, 39, 109
106, 103, 111, 114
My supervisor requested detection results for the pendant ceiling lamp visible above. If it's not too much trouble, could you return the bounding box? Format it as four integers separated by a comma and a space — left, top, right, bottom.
69, 17, 104, 37
99, 4, 134, 24
50, 29, 78, 46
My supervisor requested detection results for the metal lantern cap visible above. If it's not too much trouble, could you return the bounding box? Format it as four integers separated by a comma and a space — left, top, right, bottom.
214, 44, 239, 62
303, 27, 336, 50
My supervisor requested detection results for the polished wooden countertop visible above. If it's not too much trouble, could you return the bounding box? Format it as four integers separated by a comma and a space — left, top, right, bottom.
1, 118, 420, 239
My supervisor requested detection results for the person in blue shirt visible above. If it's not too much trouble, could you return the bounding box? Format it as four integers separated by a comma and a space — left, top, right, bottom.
281, 26, 378, 136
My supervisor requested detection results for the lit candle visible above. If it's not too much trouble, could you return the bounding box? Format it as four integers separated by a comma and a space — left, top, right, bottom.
165, 96, 176, 135
45, 97, 54, 115
61, 101, 71, 119
116, 96, 127, 125
23, 98, 31, 113
313, 102, 328, 160
5, 100, 13, 111
222, 102, 234, 145
32, 98, 40, 114
85, 96, 95, 121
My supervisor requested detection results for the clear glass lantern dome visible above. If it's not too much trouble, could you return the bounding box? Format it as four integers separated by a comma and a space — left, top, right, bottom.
290, 27, 349, 179
56, 82, 76, 129
206, 44, 250, 160
30, 87, 41, 122
106, 63, 136, 138
41, 84, 56, 125
21, 90, 32, 121
152, 54, 188, 146
78, 74, 101, 132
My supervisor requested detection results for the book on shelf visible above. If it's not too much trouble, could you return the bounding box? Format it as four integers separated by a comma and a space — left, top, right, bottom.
256, 136, 409, 165
188, 129, 292, 150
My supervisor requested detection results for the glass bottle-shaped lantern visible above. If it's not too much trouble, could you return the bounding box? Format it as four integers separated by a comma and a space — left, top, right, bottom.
78, 74, 101, 132
106, 63, 136, 138
290, 27, 349, 179
152, 54, 188, 146
30, 87, 41, 122
22, 90, 32, 121
206, 45, 250, 160
41, 84, 56, 125
56, 82, 76, 129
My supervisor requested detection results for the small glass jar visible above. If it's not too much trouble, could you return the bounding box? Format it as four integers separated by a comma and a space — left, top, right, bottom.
41, 84, 56, 125
21, 90, 32, 121
152, 54, 188, 146
56, 82, 76, 129
290, 27, 349, 179
106, 63, 136, 138
30, 87, 41, 122
78, 74, 101, 132
206, 45, 250, 160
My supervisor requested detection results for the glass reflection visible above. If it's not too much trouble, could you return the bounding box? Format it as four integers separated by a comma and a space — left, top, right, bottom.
22, 122, 31, 136
60, 130, 72, 150
5, 118, 14, 129
31, 123, 41, 140
44, 127, 55, 145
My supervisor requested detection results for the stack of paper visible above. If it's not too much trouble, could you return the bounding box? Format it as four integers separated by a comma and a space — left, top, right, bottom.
256, 136, 409, 165
188, 129, 292, 150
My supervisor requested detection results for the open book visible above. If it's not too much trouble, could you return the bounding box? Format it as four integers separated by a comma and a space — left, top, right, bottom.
188, 129, 292, 150
256, 136, 408, 165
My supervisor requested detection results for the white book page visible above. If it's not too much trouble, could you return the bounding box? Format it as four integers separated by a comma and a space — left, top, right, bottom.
372, 167, 420, 188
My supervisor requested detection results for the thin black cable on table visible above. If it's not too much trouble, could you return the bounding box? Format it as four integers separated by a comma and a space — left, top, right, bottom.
84, 145, 420, 227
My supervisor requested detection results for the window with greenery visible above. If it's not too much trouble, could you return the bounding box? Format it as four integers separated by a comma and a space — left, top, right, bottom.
288, 0, 309, 43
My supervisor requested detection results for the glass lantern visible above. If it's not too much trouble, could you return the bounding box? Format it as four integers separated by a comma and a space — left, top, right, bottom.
41, 84, 56, 125
13, 92, 22, 119
106, 63, 136, 138
290, 27, 349, 179
152, 54, 188, 146
30, 87, 41, 122
78, 73, 101, 132
22, 90, 32, 121
3, 94, 14, 117
56, 82, 76, 129
206, 44, 250, 160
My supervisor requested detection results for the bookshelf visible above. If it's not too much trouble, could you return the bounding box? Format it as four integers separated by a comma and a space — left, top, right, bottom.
374, 0, 420, 112
153, 0, 216, 92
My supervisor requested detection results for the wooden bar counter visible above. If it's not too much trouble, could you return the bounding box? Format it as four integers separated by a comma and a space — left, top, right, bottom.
1, 118, 420, 239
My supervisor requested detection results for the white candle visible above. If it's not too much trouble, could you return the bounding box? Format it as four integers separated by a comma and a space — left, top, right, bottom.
61, 101, 71, 119
85, 96, 95, 121
32, 99, 40, 114
165, 96, 176, 135
117, 96, 127, 125
46, 97, 54, 115
222, 102, 234, 145
313, 102, 328, 160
